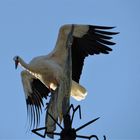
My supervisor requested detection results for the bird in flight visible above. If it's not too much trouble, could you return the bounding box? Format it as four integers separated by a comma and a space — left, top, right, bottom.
13, 24, 118, 130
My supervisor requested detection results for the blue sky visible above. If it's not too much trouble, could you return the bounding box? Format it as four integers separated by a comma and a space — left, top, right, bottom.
0, 0, 140, 140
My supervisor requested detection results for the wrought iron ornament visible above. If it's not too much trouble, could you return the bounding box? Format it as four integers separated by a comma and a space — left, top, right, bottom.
32, 104, 106, 140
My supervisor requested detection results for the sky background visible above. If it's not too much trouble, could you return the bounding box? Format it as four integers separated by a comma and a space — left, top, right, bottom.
0, 0, 140, 140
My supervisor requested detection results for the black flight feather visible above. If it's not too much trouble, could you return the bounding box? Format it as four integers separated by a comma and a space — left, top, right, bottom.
72, 25, 119, 83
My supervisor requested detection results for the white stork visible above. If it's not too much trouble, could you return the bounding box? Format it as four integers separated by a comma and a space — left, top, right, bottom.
13, 24, 118, 130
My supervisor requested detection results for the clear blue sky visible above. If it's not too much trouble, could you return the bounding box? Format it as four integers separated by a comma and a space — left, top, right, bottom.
0, 0, 140, 140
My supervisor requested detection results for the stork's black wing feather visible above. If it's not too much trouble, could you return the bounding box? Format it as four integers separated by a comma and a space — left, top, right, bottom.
25, 79, 50, 129
72, 25, 118, 83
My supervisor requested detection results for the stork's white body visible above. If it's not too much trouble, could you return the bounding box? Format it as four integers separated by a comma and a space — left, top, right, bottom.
20, 54, 87, 101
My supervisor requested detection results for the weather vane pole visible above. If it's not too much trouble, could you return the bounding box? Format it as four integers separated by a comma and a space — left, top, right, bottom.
62, 24, 75, 118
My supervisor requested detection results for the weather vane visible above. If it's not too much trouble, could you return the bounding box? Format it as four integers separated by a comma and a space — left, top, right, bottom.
14, 24, 118, 139
32, 104, 106, 140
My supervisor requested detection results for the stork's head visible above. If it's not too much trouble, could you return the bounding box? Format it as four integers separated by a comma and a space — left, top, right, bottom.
13, 56, 19, 69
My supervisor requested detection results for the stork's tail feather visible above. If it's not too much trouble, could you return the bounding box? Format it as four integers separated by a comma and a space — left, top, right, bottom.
71, 80, 87, 101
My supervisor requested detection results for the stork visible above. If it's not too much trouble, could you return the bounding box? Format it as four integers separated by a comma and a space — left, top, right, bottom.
13, 24, 118, 130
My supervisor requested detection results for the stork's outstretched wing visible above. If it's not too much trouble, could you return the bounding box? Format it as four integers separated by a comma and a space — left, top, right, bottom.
21, 70, 50, 128
53, 24, 118, 83
71, 25, 118, 82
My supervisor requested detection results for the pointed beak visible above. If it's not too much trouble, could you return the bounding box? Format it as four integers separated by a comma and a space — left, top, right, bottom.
15, 60, 19, 69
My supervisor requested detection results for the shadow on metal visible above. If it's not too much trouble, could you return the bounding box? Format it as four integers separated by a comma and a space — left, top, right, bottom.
32, 104, 106, 140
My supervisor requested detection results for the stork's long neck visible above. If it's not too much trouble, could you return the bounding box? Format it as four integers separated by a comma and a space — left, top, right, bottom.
18, 57, 41, 79
18, 57, 33, 72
